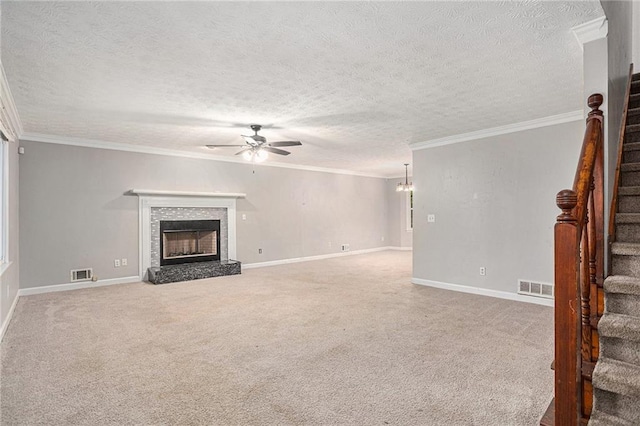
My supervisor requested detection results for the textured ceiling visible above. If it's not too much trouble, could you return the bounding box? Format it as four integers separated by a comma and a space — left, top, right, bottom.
2, 1, 603, 176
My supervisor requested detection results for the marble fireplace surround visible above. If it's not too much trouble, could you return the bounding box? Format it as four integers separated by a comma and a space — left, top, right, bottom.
130, 190, 246, 280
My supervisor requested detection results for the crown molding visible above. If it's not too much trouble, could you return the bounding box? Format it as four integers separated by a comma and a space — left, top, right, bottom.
410, 110, 583, 151
0, 63, 24, 140
572, 16, 608, 48
19, 132, 388, 179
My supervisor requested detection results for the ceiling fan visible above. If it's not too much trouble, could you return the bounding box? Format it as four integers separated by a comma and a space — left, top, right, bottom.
206, 124, 302, 162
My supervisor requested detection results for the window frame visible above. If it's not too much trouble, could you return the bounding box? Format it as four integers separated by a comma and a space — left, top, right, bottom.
0, 130, 10, 269
405, 190, 413, 232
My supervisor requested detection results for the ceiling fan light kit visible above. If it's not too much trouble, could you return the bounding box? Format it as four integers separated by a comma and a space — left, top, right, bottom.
396, 163, 413, 192
206, 124, 302, 163
242, 148, 268, 163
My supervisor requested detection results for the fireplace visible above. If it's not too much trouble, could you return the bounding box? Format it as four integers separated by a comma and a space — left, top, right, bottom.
160, 220, 220, 266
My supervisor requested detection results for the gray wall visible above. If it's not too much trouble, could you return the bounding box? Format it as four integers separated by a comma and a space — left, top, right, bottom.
18, 141, 389, 289
634, 2, 639, 66
386, 178, 413, 248
602, 1, 633, 232
412, 120, 583, 293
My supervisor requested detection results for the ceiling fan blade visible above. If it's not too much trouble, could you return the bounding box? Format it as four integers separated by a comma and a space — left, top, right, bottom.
235, 148, 251, 156
262, 147, 291, 156
267, 141, 302, 147
206, 144, 246, 148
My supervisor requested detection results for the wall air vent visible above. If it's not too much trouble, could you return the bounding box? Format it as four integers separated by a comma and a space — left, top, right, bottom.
71, 268, 93, 282
518, 279, 553, 299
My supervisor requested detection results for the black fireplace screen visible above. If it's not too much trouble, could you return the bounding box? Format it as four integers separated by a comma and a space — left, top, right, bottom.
159, 220, 220, 266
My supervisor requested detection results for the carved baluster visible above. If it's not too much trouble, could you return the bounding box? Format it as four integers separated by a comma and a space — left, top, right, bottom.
588, 179, 598, 345
555, 189, 580, 426
581, 203, 592, 363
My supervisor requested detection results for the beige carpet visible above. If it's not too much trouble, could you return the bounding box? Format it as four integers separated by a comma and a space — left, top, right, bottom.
1, 251, 553, 425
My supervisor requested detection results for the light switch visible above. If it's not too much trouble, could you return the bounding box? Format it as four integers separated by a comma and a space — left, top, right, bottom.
242, 214, 247, 220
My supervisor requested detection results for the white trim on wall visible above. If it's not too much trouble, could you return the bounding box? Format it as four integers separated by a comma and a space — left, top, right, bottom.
0, 289, 19, 343
409, 110, 583, 151
136, 194, 240, 280
0, 64, 24, 140
20, 132, 388, 179
243, 247, 403, 269
411, 277, 554, 307
572, 16, 608, 48
18, 276, 140, 297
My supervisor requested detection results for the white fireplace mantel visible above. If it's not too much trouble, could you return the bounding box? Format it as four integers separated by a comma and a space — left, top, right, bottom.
128, 189, 246, 198
130, 189, 244, 280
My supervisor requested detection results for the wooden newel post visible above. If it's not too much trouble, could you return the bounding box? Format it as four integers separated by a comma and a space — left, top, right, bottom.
557, 190, 578, 223
555, 189, 580, 426
588, 94, 604, 122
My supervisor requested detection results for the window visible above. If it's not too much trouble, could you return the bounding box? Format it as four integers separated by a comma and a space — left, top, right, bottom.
406, 190, 413, 231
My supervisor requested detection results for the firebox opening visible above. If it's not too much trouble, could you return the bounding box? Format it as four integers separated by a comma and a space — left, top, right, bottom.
160, 220, 220, 266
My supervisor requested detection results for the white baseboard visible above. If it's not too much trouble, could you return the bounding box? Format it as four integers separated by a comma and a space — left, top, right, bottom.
18, 276, 141, 296
243, 246, 398, 269
387, 246, 412, 251
411, 277, 554, 307
0, 290, 19, 343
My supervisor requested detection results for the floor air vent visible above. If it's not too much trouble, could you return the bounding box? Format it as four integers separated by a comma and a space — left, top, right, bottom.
518, 279, 553, 299
71, 268, 93, 282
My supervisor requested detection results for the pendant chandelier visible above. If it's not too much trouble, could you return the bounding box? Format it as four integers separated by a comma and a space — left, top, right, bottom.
396, 163, 413, 192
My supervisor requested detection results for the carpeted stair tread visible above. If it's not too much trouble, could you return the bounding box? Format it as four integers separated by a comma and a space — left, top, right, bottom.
618, 186, 640, 196
615, 213, 640, 223
623, 142, 640, 151
611, 242, 640, 256
599, 314, 640, 342
605, 275, 640, 295
592, 358, 640, 397
588, 410, 633, 426
598, 72, 640, 423
627, 132, 640, 144
621, 162, 640, 172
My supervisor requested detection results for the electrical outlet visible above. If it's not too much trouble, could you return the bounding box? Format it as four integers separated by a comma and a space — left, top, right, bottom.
114, 259, 120, 268
427, 214, 436, 223
480, 267, 486, 276
121, 258, 128, 266
258, 248, 263, 254
242, 214, 246, 220
341, 244, 350, 252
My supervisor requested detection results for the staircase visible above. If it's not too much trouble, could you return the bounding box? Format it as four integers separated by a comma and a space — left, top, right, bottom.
589, 72, 640, 425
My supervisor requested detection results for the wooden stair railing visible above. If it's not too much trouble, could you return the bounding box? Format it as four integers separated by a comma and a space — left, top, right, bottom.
550, 93, 604, 426
608, 64, 634, 265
